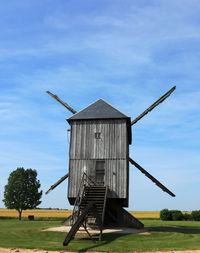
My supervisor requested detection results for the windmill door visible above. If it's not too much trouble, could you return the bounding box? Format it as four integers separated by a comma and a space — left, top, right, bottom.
95, 160, 105, 185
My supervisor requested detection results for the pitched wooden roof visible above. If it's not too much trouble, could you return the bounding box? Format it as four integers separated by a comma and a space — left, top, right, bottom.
67, 99, 132, 144
67, 98, 129, 121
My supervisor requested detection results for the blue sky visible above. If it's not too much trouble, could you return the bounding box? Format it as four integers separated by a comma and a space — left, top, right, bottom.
0, 0, 200, 211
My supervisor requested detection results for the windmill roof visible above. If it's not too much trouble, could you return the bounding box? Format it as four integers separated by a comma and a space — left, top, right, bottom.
67, 98, 129, 121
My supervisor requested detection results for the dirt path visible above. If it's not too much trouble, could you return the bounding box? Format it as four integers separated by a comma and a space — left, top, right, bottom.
42, 226, 150, 234
0, 247, 200, 253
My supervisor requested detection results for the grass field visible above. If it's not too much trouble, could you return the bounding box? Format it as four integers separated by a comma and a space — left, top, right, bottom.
0, 219, 200, 251
0, 209, 160, 219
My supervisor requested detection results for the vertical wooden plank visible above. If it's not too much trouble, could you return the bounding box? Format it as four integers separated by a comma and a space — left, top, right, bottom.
85, 121, 89, 159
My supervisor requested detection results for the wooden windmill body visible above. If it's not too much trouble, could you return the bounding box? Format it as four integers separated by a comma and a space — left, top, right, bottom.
67, 99, 130, 206
46, 87, 176, 245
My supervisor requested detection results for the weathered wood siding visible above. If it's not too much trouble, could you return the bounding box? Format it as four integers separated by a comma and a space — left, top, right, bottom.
68, 119, 129, 202
69, 119, 127, 159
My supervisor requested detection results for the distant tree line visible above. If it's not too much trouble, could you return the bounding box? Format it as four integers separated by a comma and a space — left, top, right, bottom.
160, 208, 200, 221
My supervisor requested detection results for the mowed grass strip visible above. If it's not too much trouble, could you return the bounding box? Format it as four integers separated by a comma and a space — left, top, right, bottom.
0, 219, 200, 251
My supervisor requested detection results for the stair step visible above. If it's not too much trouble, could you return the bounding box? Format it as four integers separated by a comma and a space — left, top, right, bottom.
85, 192, 105, 197
85, 190, 106, 191
81, 203, 104, 206
71, 185, 108, 227
85, 189, 106, 191
85, 191, 106, 193
84, 193, 105, 195
85, 190, 106, 192
85, 194, 105, 196
82, 201, 104, 203
85, 192, 106, 194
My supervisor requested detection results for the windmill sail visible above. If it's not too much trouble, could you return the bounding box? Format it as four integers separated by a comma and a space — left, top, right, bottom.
131, 86, 176, 125
45, 173, 69, 195
46, 91, 77, 114
129, 158, 175, 197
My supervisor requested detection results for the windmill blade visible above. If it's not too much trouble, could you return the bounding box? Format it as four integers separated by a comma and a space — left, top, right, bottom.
45, 173, 69, 195
129, 158, 175, 197
46, 91, 77, 114
131, 86, 176, 125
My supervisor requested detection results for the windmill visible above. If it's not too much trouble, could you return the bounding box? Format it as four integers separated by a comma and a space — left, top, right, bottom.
45, 86, 176, 245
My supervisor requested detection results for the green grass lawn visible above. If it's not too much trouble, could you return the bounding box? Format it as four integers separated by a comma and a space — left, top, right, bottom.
0, 219, 200, 251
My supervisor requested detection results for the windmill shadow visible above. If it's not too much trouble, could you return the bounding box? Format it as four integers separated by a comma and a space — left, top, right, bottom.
75, 230, 140, 253
75, 225, 200, 252
149, 225, 200, 234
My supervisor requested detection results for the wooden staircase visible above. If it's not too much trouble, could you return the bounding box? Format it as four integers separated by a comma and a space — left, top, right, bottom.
63, 184, 108, 246
80, 186, 107, 227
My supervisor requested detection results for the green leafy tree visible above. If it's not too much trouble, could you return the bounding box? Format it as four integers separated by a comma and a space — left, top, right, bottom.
3, 167, 42, 220
191, 210, 200, 221
160, 208, 171, 220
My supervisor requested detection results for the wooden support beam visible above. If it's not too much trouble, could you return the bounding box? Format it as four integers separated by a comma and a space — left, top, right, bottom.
82, 223, 96, 243
63, 201, 95, 246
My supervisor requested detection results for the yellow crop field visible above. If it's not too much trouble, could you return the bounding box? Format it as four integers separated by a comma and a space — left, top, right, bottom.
0, 209, 72, 218
129, 211, 160, 218
0, 209, 160, 219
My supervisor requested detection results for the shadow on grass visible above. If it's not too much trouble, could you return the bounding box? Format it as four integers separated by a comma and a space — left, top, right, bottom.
69, 225, 200, 252
149, 225, 200, 234
75, 232, 129, 252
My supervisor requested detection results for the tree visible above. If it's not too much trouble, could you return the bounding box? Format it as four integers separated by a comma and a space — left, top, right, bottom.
3, 167, 42, 220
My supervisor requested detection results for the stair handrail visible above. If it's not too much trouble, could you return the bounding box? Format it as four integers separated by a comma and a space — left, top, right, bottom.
101, 185, 108, 224
71, 173, 86, 225
84, 172, 97, 186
